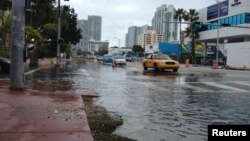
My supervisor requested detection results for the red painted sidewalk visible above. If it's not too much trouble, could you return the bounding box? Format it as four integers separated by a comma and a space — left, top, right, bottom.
0, 86, 93, 141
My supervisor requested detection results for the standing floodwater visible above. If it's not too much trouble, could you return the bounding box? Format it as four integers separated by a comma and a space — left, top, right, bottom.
24, 60, 250, 141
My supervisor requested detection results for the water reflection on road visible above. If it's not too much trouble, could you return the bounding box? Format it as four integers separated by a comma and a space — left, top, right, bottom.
24, 60, 250, 141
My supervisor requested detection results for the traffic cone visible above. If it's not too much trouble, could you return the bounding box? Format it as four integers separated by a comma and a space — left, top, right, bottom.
185, 59, 189, 68
112, 62, 116, 68
212, 60, 218, 69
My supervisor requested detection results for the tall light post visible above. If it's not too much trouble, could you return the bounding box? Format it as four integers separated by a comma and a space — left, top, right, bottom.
57, 0, 69, 65
215, 0, 220, 65
56, 0, 62, 64
10, 0, 25, 89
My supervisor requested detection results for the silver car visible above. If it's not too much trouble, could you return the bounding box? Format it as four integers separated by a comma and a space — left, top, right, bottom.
113, 55, 126, 66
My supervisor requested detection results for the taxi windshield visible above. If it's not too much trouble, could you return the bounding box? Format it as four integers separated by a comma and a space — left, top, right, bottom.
153, 54, 172, 60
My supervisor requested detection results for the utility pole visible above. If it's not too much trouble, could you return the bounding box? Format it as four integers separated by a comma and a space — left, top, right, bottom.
10, 0, 25, 89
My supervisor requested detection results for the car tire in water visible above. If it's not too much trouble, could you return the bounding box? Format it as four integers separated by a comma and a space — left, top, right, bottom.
154, 63, 158, 71
143, 63, 147, 70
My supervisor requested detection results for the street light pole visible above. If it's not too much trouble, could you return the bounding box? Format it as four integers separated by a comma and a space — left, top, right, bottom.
10, 0, 25, 89
56, 0, 61, 65
216, 0, 220, 65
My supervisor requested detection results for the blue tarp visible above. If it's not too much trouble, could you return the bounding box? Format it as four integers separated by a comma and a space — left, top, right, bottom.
159, 43, 191, 55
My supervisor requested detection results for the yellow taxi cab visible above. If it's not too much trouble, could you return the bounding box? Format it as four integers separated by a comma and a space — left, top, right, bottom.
142, 53, 180, 72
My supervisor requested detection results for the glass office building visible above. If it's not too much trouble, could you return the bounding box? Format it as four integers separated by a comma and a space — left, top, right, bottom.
197, 0, 250, 68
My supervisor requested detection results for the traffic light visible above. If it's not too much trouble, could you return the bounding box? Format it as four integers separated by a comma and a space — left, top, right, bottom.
25, 0, 37, 11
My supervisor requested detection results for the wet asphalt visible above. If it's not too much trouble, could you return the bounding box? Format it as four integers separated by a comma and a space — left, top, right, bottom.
1, 59, 250, 141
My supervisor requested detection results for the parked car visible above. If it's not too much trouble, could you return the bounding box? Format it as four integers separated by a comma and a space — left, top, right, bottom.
113, 55, 126, 66
97, 56, 104, 62
142, 54, 180, 72
124, 54, 133, 62
0, 57, 11, 73
86, 54, 95, 60
103, 54, 113, 64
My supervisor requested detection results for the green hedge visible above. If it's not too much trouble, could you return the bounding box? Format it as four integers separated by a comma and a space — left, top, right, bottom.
0, 49, 10, 58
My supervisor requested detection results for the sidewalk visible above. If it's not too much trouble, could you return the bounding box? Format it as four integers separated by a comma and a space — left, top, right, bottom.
0, 86, 93, 141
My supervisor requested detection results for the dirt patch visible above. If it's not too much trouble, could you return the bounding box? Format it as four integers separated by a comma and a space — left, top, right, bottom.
82, 96, 136, 141
26, 81, 72, 92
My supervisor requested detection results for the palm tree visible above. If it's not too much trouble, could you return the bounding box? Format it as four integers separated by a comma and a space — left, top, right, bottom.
0, 0, 12, 34
174, 8, 186, 49
0, 11, 12, 55
184, 9, 199, 64
0, 0, 12, 12
25, 25, 42, 42
174, 8, 187, 61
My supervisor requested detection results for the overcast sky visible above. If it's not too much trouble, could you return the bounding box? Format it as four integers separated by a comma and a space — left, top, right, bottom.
61, 0, 216, 47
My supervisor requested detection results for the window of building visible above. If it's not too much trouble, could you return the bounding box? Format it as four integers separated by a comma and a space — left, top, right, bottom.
241, 13, 245, 24
236, 14, 241, 24
233, 15, 237, 25
245, 13, 250, 23
228, 16, 233, 25
220, 18, 225, 25
205, 13, 250, 31
224, 17, 229, 25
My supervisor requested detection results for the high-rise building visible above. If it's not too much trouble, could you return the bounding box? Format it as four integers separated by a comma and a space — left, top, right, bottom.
88, 15, 102, 41
138, 30, 164, 48
152, 4, 178, 42
125, 33, 129, 47
76, 20, 88, 51
127, 26, 140, 48
126, 25, 151, 47
76, 15, 102, 51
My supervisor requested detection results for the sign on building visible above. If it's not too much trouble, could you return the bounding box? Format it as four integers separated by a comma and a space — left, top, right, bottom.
207, 0, 228, 20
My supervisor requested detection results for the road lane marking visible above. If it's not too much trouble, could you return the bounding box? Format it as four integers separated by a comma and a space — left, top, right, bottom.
92, 78, 250, 93
232, 81, 250, 87
138, 81, 170, 92
25, 68, 41, 75
206, 82, 249, 92
179, 84, 209, 92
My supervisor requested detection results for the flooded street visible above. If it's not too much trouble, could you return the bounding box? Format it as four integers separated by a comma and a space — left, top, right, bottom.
19, 60, 250, 141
